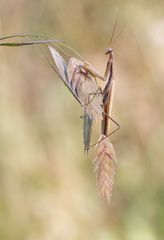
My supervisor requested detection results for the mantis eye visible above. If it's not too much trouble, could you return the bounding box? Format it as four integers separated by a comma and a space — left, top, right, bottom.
79, 65, 87, 74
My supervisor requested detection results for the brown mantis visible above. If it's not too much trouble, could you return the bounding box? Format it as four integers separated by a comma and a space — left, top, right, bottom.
47, 44, 120, 151
0, 32, 120, 203
47, 42, 120, 202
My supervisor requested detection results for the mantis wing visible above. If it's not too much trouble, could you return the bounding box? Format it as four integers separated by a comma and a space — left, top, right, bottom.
48, 46, 81, 104
48, 46, 68, 83
49, 46, 103, 152
67, 58, 103, 152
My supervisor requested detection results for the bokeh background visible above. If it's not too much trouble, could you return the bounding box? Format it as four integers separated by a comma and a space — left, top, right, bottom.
0, 0, 164, 239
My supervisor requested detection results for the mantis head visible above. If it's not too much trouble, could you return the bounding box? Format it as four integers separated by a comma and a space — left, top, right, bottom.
105, 48, 113, 55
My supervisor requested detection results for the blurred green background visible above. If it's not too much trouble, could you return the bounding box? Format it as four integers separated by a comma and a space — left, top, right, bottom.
0, 0, 164, 239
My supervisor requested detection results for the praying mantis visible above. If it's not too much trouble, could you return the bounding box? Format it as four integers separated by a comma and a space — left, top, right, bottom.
0, 32, 120, 203
47, 44, 120, 153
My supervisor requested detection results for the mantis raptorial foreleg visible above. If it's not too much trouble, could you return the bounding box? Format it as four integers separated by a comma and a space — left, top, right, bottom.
83, 61, 106, 81
79, 47, 114, 83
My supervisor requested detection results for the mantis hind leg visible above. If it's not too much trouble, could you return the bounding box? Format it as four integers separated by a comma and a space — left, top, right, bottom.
90, 113, 120, 148
103, 111, 120, 136
81, 87, 102, 107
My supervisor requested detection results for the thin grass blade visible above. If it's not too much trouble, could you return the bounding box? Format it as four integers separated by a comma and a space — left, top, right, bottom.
0, 39, 62, 47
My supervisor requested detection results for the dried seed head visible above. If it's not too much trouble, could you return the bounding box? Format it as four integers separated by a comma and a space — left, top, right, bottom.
93, 135, 117, 203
